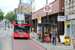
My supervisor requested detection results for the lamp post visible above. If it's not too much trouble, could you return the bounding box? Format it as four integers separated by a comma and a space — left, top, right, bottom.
42, 0, 48, 42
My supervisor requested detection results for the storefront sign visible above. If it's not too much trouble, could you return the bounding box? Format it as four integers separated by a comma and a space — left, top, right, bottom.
64, 21, 70, 24
44, 4, 52, 12
58, 16, 66, 21
72, 26, 74, 33
66, 15, 69, 21
65, 37, 70, 44
38, 17, 41, 19
60, 35, 65, 43
38, 20, 41, 24
38, 16, 41, 24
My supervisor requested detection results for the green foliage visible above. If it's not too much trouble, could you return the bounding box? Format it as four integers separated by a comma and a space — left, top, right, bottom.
4, 11, 14, 21
0, 9, 4, 20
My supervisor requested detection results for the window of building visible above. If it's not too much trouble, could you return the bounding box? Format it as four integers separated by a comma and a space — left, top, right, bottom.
20, 6, 22, 9
24, 10, 26, 13
20, 10, 22, 13
55, 19, 57, 24
25, 6, 26, 9
51, 19, 53, 23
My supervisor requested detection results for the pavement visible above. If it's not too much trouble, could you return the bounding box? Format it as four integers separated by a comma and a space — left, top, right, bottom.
0, 27, 13, 50
30, 32, 75, 50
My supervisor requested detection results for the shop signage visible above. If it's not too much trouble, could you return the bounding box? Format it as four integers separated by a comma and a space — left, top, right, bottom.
38, 20, 41, 24
66, 15, 69, 21
60, 35, 65, 43
37, 14, 39, 17
38, 16, 41, 24
64, 21, 70, 24
72, 26, 74, 33
65, 37, 70, 44
58, 16, 66, 21
44, 4, 52, 12
38, 17, 41, 19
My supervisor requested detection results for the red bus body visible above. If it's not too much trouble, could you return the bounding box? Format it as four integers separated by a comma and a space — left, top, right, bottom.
14, 21, 30, 38
14, 32, 30, 38
14, 14, 30, 39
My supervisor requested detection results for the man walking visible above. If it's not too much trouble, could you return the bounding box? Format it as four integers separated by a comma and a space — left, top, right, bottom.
52, 29, 57, 45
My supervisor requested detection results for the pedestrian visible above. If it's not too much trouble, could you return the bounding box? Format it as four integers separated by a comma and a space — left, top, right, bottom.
8, 22, 9, 28
49, 29, 52, 42
51, 29, 57, 45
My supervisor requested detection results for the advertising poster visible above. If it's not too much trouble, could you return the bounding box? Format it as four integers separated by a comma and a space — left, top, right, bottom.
17, 14, 25, 20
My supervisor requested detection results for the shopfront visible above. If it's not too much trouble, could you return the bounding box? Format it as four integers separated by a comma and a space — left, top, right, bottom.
31, 0, 64, 37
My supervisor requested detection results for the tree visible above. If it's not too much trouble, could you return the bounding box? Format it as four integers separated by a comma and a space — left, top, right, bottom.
4, 11, 14, 21
0, 9, 4, 20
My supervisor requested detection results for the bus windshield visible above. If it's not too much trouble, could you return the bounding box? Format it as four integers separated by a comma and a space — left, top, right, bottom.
14, 26, 30, 33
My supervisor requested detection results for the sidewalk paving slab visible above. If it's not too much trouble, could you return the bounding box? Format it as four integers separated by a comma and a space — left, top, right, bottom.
30, 32, 75, 50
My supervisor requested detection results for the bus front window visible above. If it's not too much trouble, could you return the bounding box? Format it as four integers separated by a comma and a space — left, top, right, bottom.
14, 26, 30, 33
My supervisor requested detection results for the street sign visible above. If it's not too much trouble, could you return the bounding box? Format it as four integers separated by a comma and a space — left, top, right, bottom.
38, 17, 41, 19
66, 15, 69, 21
58, 16, 66, 21
38, 16, 41, 24
64, 21, 70, 24
72, 26, 74, 33
37, 15, 39, 17
44, 4, 52, 12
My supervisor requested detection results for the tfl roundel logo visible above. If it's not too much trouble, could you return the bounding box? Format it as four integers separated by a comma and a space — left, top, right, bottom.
44, 4, 52, 12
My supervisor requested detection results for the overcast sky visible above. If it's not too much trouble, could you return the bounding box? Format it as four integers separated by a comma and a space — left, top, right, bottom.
0, 0, 30, 16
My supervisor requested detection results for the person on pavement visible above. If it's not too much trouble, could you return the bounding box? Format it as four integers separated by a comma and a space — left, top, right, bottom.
51, 29, 57, 45
8, 22, 9, 28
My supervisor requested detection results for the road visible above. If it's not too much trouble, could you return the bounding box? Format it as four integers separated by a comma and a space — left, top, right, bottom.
0, 21, 44, 50
13, 39, 44, 50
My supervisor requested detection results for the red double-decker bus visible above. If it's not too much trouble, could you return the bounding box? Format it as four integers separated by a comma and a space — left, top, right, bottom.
14, 14, 30, 39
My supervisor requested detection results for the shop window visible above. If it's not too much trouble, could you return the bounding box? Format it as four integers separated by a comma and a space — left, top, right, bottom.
55, 19, 57, 24
24, 10, 26, 13
51, 19, 53, 23
20, 10, 22, 13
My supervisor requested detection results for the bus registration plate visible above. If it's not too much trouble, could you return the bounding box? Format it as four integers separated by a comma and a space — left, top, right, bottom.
20, 36, 23, 37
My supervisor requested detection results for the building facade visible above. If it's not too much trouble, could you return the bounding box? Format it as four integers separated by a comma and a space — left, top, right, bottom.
31, 0, 64, 37
30, 0, 55, 13
18, 3, 30, 14
65, 0, 75, 46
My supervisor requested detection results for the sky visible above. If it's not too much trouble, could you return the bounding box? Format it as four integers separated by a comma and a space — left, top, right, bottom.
0, 0, 30, 16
